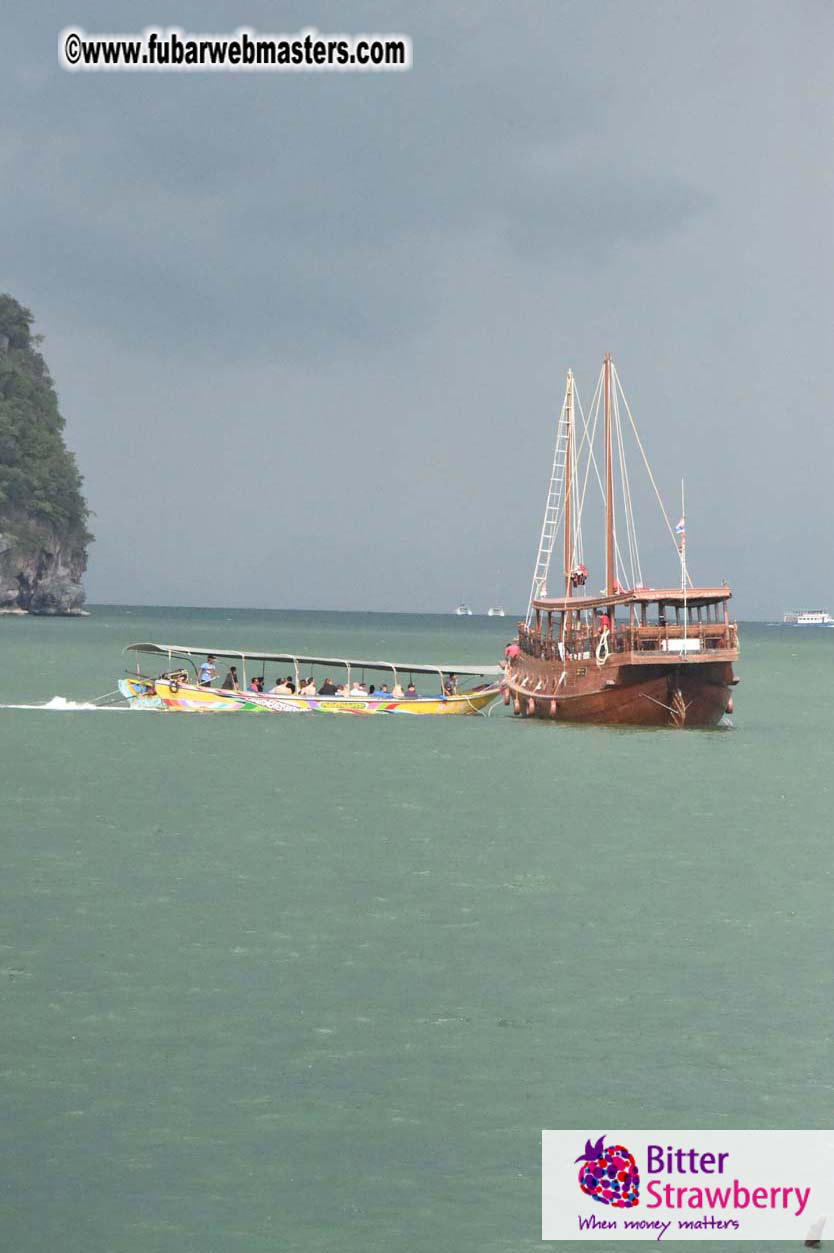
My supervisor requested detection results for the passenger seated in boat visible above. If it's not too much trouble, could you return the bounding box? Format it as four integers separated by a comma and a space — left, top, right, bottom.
249, 676, 264, 693
221, 665, 239, 691
318, 677, 338, 695
368, 684, 376, 695
391, 681, 404, 697
349, 681, 367, 696
199, 655, 217, 686
443, 673, 458, 696
281, 674, 296, 693
300, 677, 317, 695
377, 684, 391, 697
271, 678, 292, 694
405, 681, 418, 698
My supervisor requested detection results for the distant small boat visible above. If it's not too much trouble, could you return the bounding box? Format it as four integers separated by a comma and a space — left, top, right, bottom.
455, 604, 473, 616
783, 609, 834, 626
487, 607, 506, 617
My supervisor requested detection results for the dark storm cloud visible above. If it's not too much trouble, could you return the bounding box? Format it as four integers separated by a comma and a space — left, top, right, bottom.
0, 2, 707, 360
1, 0, 832, 615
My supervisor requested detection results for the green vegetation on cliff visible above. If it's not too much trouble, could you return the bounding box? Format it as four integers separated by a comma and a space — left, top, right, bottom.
0, 294, 91, 547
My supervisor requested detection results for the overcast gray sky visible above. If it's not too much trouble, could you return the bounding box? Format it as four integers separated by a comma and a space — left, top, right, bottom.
5, 1, 832, 617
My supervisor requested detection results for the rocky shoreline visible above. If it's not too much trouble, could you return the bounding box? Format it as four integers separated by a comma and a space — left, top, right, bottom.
0, 295, 91, 616
0, 524, 88, 616
0, 606, 89, 616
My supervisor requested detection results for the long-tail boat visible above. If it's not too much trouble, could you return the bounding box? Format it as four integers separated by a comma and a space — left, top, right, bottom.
503, 356, 739, 727
119, 643, 501, 716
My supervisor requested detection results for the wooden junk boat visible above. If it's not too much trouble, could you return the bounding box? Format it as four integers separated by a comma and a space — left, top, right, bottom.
503, 356, 739, 727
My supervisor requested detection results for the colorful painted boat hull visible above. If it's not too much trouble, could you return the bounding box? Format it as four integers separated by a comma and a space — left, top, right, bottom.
118, 677, 500, 716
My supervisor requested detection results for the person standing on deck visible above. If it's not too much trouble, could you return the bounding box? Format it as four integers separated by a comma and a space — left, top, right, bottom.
220, 665, 239, 691
199, 656, 217, 686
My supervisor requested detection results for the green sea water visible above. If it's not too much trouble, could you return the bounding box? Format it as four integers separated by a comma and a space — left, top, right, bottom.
1, 607, 832, 1252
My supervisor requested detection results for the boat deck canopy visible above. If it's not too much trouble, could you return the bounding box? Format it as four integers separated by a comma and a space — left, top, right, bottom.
532, 586, 732, 613
124, 642, 502, 678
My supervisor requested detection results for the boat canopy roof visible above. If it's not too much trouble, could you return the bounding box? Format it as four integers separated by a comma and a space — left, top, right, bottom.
124, 642, 502, 678
533, 586, 732, 612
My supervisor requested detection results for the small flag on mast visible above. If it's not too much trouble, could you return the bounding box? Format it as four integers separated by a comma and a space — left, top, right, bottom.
675, 516, 685, 536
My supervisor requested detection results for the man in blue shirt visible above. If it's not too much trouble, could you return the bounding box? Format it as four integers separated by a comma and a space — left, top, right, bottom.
199, 655, 217, 686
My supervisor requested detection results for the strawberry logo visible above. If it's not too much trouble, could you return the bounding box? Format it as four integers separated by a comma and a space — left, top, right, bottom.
576, 1135, 640, 1208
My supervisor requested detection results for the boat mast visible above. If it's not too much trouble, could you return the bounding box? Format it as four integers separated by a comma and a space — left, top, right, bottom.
604, 353, 615, 597
564, 371, 573, 600
681, 479, 687, 646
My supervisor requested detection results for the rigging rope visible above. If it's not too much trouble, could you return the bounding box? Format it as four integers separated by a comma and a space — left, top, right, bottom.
612, 363, 693, 587
612, 382, 643, 588
526, 383, 571, 622
574, 370, 602, 562
595, 628, 610, 666
574, 365, 630, 584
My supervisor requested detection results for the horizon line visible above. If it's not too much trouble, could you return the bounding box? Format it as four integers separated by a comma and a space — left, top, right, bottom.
76, 601, 784, 622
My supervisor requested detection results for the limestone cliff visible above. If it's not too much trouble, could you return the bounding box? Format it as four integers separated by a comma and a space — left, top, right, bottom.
0, 296, 91, 614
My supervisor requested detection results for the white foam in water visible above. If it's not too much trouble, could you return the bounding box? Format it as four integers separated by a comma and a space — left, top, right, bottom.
44, 696, 99, 710
0, 696, 130, 712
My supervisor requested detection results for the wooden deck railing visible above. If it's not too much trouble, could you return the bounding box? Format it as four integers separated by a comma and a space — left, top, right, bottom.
517, 620, 737, 661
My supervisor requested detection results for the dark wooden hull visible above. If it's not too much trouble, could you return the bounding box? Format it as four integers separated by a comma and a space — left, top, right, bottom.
504, 657, 735, 727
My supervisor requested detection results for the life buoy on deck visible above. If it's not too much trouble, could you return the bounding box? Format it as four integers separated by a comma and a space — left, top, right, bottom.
168, 678, 179, 693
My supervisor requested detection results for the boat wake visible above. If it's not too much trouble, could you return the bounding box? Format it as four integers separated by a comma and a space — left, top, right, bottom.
0, 696, 131, 712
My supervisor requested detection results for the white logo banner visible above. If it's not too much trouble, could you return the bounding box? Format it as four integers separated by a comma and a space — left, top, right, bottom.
542, 1130, 834, 1241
